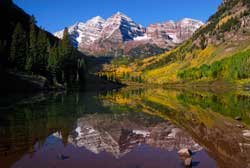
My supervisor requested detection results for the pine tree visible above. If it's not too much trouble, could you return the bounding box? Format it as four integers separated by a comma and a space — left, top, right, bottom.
36, 29, 49, 73
77, 57, 86, 82
200, 34, 207, 49
48, 45, 58, 83
10, 22, 27, 70
62, 28, 72, 52
48, 46, 58, 69
26, 15, 37, 71
58, 28, 73, 82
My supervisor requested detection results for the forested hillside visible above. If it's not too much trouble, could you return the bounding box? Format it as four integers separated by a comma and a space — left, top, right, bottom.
0, 0, 86, 91
142, 0, 250, 85
109, 0, 250, 86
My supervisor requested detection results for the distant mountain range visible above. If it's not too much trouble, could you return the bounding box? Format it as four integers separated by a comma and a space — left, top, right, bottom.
54, 12, 203, 57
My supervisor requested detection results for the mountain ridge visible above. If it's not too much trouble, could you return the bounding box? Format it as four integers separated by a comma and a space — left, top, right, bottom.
54, 12, 203, 57
135, 0, 250, 85
100, 0, 250, 87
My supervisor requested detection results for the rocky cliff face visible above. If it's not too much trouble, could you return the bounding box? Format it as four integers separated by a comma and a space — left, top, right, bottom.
54, 16, 105, 48
100, 12, 145, 42
141, 18, 204, 48
54, 12, 203, 56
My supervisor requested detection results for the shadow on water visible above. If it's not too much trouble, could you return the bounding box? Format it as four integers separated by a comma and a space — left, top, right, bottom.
0, 87, 250, 168
192, 161, 200, 167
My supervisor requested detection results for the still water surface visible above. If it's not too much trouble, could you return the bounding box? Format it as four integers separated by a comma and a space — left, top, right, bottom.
0, 87, 250, 168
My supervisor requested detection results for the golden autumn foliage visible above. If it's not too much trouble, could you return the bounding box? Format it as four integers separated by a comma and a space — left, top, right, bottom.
99, 87, 250, 127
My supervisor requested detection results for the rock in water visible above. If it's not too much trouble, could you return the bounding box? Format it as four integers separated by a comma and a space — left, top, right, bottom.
57, 154, 70, 160
235, 116, 242, 121
178, 148, 192, 157
243, 130, 250, 138
184, 157, 192, 167
236, 124, 244, 128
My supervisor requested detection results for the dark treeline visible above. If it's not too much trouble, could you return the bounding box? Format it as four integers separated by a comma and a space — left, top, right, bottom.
0, 92, 105, 161
0, 0, 86, 89
97, 71, 122, 84
121, 72, 144, 83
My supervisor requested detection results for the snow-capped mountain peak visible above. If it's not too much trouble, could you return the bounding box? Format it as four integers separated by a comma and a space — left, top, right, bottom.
99, 11, 146, 42
178, 18, 204, 29
86, 16, 105, 25
111, 11, 133, 22
54, 12, 203, 56
181, 18, 203, 23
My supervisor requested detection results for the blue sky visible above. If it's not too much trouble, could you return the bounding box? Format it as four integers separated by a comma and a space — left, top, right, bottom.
14, 0, 222, 33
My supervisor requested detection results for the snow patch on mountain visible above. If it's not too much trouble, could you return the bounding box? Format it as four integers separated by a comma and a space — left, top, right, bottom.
134, 34, 150, 41
54, 12, 203, 55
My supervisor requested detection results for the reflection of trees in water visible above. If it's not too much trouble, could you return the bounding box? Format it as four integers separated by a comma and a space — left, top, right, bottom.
1, 88, 250, 168
101, 87, 145, 98
100, 87, 250, 168
0, 89, 157, 163
176, 91, 250, 124
104, 87, 250, 124
0, 92, 102, 159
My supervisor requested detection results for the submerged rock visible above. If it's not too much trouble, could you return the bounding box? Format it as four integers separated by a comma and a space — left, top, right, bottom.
244, 86, 250, 91
57, 154, 70, 160
236, 124, 245, 129
243, 130, 250, 138
235, 116, 242, 121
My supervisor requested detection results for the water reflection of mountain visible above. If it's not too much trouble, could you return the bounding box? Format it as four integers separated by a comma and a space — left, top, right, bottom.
61, 114, 202, 158
1, 88, 250, 168
0, 91, 202, 168
100, 87, 250, 168
0, 91, 110, 168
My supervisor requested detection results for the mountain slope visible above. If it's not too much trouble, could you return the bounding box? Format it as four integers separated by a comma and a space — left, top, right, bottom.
145, 18, 203, 45
132, 0, 250, 85
54, 16, 106, 48
0, 0, 58, 68
54, 13, 203, 57
0, 0, 87, 92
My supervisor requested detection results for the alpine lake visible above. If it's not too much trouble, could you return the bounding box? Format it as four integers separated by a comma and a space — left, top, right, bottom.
1, 86, 250, 168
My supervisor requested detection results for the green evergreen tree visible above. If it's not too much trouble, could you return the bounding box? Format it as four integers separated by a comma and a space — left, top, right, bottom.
26, 15, 37, 71
59, 28, 72, 60
48, 45, 58, 83
48, 46, 58, 69
10, 22, 27, 70
36, 29, 49, 73
58, 28, 73, 82
200, 34, 207, 49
